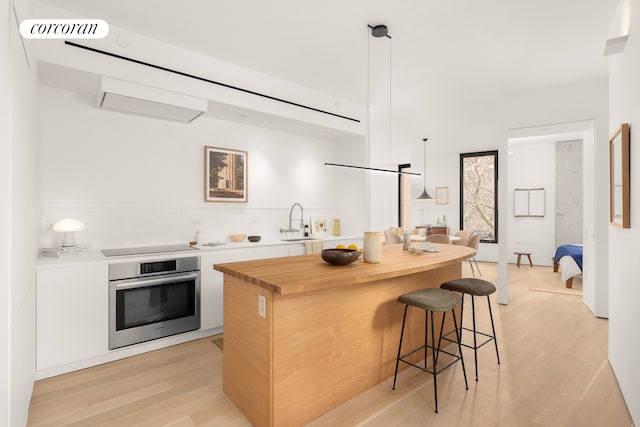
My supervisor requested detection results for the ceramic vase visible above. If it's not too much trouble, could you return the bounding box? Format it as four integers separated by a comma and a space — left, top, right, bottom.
363, 231, 382, 263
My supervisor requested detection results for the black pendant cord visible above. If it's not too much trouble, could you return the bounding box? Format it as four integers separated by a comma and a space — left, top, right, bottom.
64, 41, 360, 123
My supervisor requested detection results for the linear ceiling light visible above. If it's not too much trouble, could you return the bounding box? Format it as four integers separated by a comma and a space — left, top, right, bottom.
325, 162, 420, 176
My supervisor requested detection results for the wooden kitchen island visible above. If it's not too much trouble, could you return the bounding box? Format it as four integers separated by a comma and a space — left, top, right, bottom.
214, 243, 475, 427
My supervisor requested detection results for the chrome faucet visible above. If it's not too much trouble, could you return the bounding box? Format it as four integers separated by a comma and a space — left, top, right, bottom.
280, 203, 304, 235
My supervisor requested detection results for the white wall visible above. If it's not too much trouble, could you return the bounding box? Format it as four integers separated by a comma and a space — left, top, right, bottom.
39, 87, 369, 249
608, 0, 640, 423
507, 140, 556, 266
1, 2, 11, 424
409, 151, 460, 230
4, 0, 41, 425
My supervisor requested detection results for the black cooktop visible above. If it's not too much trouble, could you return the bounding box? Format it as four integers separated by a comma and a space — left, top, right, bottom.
101, 244, 199, 257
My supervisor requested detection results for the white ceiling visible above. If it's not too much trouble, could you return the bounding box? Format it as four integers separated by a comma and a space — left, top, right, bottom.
36, 0, 616, 152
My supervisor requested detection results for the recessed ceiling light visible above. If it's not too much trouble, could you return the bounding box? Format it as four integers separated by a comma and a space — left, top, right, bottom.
116, 36, 129, 48
238, 114, 247, 118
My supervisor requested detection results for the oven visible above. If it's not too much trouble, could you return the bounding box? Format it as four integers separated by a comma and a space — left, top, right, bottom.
108, 256, 200, 349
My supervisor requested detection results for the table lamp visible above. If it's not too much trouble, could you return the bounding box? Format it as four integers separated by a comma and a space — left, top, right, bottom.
52, 218, 85, 247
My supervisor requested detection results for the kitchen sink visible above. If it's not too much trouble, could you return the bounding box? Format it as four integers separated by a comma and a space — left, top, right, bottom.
280, 237, 320, 242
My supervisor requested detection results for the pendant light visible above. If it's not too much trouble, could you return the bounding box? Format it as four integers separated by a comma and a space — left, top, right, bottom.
324, 24, 420, 177
416, 138, 435, 200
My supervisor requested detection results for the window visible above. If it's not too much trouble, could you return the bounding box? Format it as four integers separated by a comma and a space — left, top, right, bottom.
460, 151, 498, 243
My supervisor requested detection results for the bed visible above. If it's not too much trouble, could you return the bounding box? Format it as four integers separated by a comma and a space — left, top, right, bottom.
553, 244, 583, 288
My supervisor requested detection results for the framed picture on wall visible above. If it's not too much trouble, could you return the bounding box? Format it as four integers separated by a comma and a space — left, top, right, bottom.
514, 188, 545, 217
204, 146, 248, 202
609, 123, 630, 228
310, 217, 330, 236
436, 187, 449, 205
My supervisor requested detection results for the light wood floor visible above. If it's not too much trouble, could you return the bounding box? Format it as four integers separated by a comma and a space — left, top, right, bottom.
28, 262, 634, 427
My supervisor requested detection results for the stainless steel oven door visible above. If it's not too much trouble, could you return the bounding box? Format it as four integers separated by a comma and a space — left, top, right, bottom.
109, 271, 201, 349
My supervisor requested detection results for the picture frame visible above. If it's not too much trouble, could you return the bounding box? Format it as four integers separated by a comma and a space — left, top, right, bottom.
310, 217, 330, 236
514, 188, 545, 217
435, 187, 449, 205
609, 123, 630, 228
204, 146, 247, 203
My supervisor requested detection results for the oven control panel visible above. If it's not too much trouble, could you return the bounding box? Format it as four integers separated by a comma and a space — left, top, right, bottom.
109, 256, 200, 281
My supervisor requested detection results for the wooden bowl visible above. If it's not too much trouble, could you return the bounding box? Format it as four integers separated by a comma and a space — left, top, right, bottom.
229, 234, 246, 242
321, 248, 360, 265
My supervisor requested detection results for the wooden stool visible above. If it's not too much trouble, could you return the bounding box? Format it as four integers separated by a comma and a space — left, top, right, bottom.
392, 288, 468, 413
514, 252, 533, 268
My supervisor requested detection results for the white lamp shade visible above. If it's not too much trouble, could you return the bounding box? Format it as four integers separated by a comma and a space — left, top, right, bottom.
52, 218, 85, 232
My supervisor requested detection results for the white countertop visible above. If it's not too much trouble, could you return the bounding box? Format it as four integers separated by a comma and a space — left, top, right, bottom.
36, 235, 363, 268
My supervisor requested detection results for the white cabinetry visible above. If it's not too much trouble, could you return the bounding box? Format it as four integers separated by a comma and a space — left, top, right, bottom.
200, 245, 293, 330
36, 263, 109, 370
288, 245, 306, 256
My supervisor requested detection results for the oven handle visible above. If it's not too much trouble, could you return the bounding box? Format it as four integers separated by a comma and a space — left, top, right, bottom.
114, 272, 199, 290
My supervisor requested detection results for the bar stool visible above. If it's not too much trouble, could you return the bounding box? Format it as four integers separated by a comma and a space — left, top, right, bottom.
392, 288, 468, 413
440, 278, 500, 381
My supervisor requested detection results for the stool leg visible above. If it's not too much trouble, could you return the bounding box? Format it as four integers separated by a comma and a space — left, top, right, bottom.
527, 254, 533, 267
471, 295, 478, 381
430, 310, 438, 413
473, 257, 482, 276
424, 310, 429, 370
392, 305, 408, 390
452, 308, 468, 390
459, 293, 465, 341
487, 295, 501, 364
436, 311, 446, 367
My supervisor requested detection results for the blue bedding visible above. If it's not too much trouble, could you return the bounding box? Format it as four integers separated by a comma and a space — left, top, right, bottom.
554, 245, 583, 271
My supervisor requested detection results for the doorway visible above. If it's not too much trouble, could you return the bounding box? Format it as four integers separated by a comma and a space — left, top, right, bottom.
500, 120, 599, 314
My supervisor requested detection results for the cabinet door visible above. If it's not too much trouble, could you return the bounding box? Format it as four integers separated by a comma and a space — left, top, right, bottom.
200, 245, 299, 330
37, 264, 109, 370
201, 249, 255, 331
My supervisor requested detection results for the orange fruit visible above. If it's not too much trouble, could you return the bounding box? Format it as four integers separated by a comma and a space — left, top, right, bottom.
336, 244, 346, 249
348, 244, 359, 251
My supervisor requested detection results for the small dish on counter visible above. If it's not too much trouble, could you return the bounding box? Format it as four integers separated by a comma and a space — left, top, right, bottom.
321, 248, 360, 265
229, 234, 246, 242
247, 235, 261, 242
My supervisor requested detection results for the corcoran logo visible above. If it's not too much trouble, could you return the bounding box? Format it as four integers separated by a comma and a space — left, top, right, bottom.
19, 19, 109, 39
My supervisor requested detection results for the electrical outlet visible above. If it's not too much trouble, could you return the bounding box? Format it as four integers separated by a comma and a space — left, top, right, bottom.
258, 295, 266, 318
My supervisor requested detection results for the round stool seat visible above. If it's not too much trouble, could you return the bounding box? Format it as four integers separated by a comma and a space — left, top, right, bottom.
398, 288, 461, 312
441, 278, 496, 296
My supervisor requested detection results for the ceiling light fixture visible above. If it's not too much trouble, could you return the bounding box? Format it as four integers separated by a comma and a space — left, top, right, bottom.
325, 24, 420, 177
416, 138, 435, 200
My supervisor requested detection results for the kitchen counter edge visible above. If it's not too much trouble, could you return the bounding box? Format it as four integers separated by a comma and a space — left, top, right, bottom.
35, 236, 363, 269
